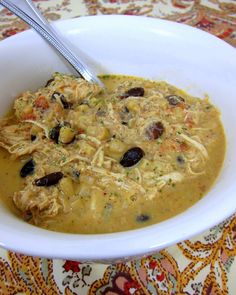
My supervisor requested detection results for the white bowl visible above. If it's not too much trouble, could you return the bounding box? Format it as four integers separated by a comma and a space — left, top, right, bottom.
0, 15, 236, 262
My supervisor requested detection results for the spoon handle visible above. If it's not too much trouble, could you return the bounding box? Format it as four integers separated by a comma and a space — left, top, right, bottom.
0, 0, 103, 87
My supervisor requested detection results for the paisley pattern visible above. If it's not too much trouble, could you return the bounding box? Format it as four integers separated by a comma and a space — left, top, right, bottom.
0, 0, 236, 45
0, 0, 236, 294
0, 214, 236, 294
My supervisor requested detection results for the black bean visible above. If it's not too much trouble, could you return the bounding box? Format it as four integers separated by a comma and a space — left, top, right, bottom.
30, 134, 37, 141
51, 91, 61, 101
127, 87, 144, 97
177, 155, 185, 165
20, 159, 35, 178
120, 147, 145, 167
121, 121, 128, 125
60, 96, 72, 109
165, 95, 185, 106
121, 87, 144, 99
136, 214, 150, 222
49, 124, 61, 143
45, 78, 54, 87
34, 172, 63, 187
51, 92, 72, 109
146, 122, 165, 140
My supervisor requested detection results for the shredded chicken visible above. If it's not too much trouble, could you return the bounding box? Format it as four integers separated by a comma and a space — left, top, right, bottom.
179, 133, 208, 159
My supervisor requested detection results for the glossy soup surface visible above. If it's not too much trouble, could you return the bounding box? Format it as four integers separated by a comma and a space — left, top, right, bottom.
0, 74, 225, 233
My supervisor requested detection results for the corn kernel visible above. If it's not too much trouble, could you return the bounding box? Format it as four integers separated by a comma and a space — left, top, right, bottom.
75, 114, 95, 129
126, 100, 140, 112
59, 126, 75, 144
86, 126, 110, 140
77, 141, 96, 157
108, 139, 126, 153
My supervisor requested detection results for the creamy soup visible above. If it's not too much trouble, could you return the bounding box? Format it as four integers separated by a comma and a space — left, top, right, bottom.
0, 74, 225, 233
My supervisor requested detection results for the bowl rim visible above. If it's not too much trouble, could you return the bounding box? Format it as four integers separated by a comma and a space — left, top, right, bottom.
0, 14, 236, 261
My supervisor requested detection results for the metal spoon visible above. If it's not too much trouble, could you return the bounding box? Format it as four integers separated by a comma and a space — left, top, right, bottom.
0, 0, 104, 87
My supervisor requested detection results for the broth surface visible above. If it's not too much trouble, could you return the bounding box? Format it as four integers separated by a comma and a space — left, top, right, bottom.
0, 74, 225, 233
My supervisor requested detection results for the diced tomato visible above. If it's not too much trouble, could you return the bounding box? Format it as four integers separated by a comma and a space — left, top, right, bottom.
34, 95, 49, 109
77, 128, 85, 134
22, 112, 36, 120
179, 142, 189, 152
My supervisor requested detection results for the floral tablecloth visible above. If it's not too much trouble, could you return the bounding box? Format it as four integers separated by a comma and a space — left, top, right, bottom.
0, 1, 236, 294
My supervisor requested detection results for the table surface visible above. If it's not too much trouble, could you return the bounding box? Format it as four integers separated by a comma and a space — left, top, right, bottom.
0, 1, 236, 294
